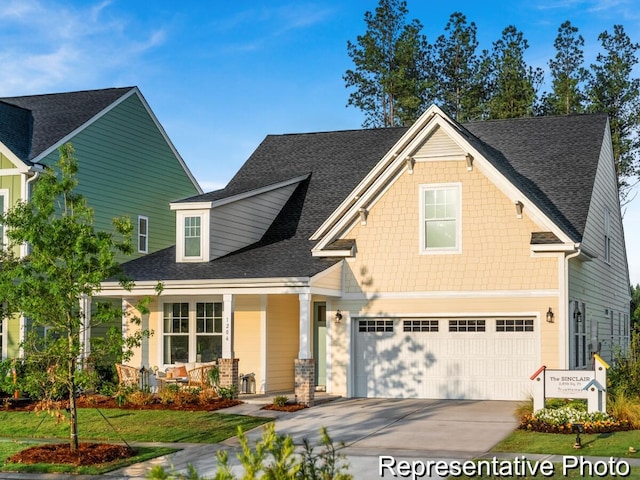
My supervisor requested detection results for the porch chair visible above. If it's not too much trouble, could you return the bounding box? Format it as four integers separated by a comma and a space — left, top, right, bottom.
115, 364, 140, 388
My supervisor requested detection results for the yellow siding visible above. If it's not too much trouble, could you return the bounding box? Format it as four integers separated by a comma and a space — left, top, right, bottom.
266, 295, 299, 392
344, 160, 558, 293
234, 295, 263, 391
311, 263, 343, 291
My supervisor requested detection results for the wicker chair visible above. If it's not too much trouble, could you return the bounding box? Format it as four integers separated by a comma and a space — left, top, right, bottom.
115, 364, 140, 388
187, 365, 216, 389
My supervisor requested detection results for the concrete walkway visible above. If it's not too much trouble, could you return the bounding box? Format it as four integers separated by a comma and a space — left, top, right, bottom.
3, 397, 640, 479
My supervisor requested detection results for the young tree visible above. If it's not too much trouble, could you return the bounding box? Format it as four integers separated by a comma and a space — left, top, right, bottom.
587, 24, 640, 202
344, 0, 432, 127
487, 25, 543, 119
0, 143, 148, 452
432, 12, 485, 122
541, 20, 589, 115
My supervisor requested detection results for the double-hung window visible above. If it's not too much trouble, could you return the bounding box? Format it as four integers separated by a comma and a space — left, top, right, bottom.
138, 216, 148, 254
184, 216, 201, 257
420, 183, 461, 253
163, 301, 223, 365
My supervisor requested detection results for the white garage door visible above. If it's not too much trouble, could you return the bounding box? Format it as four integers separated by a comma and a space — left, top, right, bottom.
353, 318, 538, 401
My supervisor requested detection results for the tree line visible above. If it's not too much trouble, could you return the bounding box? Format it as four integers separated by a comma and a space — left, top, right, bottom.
344, 0, 640, 200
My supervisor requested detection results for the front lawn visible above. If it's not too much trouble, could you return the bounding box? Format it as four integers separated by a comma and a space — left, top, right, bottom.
0, 409, 270, 443
493, 429, 640, 458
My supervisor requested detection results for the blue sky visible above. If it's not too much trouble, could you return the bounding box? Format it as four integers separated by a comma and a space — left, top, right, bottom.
1, 0, 639, 283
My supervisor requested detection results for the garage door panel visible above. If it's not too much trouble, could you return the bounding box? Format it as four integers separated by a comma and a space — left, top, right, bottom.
354, 318, 537, 401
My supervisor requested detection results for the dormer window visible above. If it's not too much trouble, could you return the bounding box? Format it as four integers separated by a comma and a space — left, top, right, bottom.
184, 216, 201, 257
175, 210, 209, 262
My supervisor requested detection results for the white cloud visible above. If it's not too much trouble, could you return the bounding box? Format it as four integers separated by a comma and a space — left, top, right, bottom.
0, 0, 167, 96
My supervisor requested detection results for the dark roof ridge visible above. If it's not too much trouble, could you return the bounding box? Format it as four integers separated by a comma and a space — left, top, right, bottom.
265, 125, 408, 138
0, 86, 135, 101
463, 112, 608, 126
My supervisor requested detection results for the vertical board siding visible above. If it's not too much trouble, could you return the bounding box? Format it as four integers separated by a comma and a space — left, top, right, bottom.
37, 93, 200, 260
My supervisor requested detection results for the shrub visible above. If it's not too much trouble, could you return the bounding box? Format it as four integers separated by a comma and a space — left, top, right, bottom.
146, 423, 352, 480
217, 385, 238, 400
608, 390, 640, 429
609, 326, 640, 398
273, 395, 289, 407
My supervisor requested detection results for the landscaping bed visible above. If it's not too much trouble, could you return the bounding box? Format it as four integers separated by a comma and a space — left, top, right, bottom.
8, 442, 135, 466
2, 394, 242, 412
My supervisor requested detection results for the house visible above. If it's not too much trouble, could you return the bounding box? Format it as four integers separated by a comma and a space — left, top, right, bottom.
0, 87, 202, 359
98, 105, 630, 403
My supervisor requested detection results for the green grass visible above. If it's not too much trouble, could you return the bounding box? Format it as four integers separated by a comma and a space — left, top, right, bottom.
0, 408, 271, 443
0, 439, 178, 475
0, 407, 271, 474
493, 429, 640, 458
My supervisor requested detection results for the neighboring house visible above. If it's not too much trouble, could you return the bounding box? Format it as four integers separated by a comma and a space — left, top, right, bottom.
99, 105, 630, 403
0, 87, 202, 359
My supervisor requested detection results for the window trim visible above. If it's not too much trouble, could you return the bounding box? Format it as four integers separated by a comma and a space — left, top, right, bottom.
176, 210, 209, 262
419, 183, 462, 254
137, 215, 148, 254
161, 299, 223, 366
604, 208, 611, 264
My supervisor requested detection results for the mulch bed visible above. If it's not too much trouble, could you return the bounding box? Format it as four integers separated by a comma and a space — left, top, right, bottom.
262, 403, 308, 412
7, 442, 135, 466
2, 394, 242, 412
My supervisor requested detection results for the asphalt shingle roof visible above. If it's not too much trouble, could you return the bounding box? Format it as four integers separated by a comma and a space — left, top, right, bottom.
0, 87, 134, 162
120, 113, 608, 282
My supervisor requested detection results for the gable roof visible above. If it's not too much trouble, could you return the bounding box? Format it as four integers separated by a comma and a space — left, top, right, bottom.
462, 113, 608, 243
119, 111, 610, 282
0, 87, 134, 163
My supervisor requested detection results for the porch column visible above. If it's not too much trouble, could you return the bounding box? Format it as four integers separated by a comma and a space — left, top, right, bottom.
295, 292, 315, 406
219, 294, 239, 397
79, 294, 91, 366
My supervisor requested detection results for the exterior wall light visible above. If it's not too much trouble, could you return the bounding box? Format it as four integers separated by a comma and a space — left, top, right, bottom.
574, 306, 582, 322
546, 307, 554, 323
335, 310, 343, 323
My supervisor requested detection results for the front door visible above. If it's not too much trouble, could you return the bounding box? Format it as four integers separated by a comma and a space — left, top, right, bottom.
313, 303, 327, 388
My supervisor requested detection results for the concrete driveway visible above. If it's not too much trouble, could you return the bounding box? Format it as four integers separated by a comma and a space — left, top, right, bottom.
222, 397, 521, 479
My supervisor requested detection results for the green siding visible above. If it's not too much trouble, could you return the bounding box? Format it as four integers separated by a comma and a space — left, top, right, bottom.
38, 93, 199, 261
6, 314, 21, 358
0, 152, 17, 169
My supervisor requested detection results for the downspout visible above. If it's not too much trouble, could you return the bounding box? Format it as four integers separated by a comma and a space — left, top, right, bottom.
560, 247, 582, 369
17, 168, 41, 358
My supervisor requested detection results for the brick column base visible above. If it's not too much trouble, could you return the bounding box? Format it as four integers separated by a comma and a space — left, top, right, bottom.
295, 358, 315, 406
218, 358, 239, 398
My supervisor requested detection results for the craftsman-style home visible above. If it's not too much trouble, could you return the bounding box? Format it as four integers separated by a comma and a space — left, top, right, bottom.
100, 105, 630, 404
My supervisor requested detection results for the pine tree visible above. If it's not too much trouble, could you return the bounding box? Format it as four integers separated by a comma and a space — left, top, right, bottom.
432, 12, 485, 122
541, 21, 589, 115
487, 25, 543, 119
344, 0, 432, 127
587, 24, 640, 201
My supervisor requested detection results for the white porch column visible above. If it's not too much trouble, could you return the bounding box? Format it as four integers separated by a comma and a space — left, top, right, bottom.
79, 294, 92, 362
298, 292, 311, 359
222, 294, 234, 359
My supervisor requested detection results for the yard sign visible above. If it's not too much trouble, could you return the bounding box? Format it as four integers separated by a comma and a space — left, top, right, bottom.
530, 354, 609, 413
